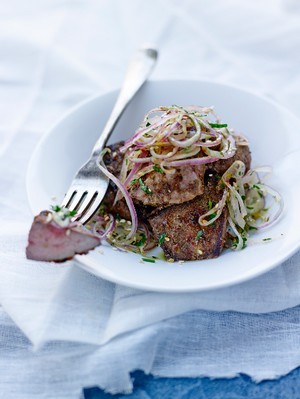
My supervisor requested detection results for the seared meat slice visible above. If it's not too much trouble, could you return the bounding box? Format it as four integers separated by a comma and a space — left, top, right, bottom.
209, 145, 251, 176
148, 180, 228, 261
104, 143, 206, 209
129, 165, 206, 207
103, 142, 206, 213
26, 211, 100, 262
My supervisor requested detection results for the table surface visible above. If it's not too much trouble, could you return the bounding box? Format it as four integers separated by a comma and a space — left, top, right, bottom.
83, 368, 300, 399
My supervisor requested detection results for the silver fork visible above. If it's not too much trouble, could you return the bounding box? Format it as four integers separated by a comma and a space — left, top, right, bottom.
61, 47, 158, 224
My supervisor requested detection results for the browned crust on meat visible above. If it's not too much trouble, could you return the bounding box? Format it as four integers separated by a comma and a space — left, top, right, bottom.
101, 140, 249, 261
129, 165, 206, 207
209, 145, 251, 175
148, 180, 228, 261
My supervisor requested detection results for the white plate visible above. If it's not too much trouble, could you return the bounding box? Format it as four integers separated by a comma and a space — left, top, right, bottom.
26, 79, 300, 292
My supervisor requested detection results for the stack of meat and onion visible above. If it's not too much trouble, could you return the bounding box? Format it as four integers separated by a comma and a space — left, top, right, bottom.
27, 105, 282, 262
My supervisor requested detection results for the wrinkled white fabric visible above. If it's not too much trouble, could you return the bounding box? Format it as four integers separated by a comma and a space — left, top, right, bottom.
0, 0, 300, 397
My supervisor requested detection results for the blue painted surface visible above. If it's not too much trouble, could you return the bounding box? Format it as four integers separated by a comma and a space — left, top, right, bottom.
83, 368, 300, 399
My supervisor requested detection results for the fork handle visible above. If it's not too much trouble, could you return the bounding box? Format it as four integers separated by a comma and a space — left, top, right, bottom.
91, 47, 158, 157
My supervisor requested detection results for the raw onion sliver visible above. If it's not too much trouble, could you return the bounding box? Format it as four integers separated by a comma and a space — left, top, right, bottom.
97, 160, 138, 240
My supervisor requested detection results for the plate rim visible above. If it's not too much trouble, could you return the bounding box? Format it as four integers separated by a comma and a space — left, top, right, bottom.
26, 78, 300, 292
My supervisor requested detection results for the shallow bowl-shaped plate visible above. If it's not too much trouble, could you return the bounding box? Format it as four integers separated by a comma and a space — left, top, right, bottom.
27, 80, 300, 292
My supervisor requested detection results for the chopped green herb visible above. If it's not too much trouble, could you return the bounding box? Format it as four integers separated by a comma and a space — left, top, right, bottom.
51, 205, 61, 212
146, 121, 151, 127
242, 236, 248, 249
51, 205, 77, 218
263, 238, 272, 241
130, 178, 138, 185
208, 200, 213, 210
153, 165, 164, 174
241, 195, 246, 201
171, 104, 188, 112
248, 226, 258, 231
208, 212, 217, 221
196, 230, 204, 240
115, 213, 121, 221
139, 178, 152, 195
209, 123, 228, 128
135, 233, 146, 247
67, 210, 77, 217
252, 184, 263, 198
142, 257, 155, 263
159, 233, 167, 246
246, 206, 254, 210
99, 204, 107, 215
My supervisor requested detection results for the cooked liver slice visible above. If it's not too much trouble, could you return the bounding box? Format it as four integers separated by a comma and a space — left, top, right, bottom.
26, 211, 100, 262
101, 141, 250, 261
129, 165, 206, 207
103, 141, 206, 213
148, 179, 228, 261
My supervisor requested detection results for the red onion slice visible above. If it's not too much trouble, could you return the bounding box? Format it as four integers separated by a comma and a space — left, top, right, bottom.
164, 156, 219, 167
97, 160, 138, 240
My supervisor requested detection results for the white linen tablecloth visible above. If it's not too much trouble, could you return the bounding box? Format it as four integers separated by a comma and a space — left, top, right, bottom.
0, 0, 300, 398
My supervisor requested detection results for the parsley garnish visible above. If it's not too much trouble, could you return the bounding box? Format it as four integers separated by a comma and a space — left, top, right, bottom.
146, 121, 151, 127
51, 205, 77, 218
252, 184, 263, 197
263, 238, 272, 241
139, 178, 152, 195
135, 233, 146, 247
248, 226, 258, 231
209, 123, 228, 128
142, 257, 155, 263
130, 178, 138, 186
66, 210, 77, 217
159, 233, 166, 246
51, 205, 61, 212
208, 212, 217, 221
153, 165, 164, 174
208, 200, 213, 210
99, 204, 107, 215
196, 230, 204, 240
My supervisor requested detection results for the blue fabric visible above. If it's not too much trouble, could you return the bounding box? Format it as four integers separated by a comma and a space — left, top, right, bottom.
83, 368, 300, 399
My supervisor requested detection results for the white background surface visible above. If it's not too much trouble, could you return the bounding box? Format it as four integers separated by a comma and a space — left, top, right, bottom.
0, 1, 300, 398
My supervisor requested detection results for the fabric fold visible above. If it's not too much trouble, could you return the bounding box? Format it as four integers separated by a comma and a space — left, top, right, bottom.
1, 0, 300, 394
